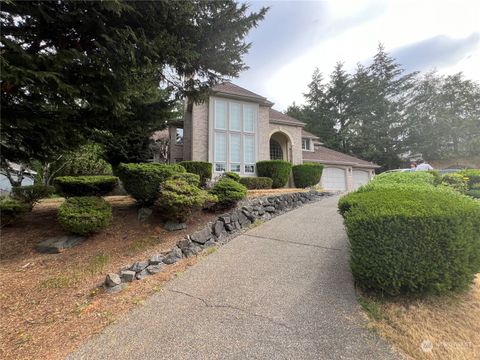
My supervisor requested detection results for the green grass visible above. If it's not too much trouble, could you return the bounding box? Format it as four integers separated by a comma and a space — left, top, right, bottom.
358, 294, 385, 321
85, 252, 110, 275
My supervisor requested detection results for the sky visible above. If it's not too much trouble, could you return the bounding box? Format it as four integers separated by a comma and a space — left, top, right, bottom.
234, 0, 480, 111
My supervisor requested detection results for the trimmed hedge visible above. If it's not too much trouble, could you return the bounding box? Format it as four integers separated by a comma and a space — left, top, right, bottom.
210, 178, 247, 208
256, 160, 292, 188
54, 176, 118, 197
466, 189, 480, 199
157, 177, 217, 222
58, 196, 112, 235
117, 163, 185, 205
441, 173, 468, 193
223, 172, 241, 182
239, 177, 273, 190
339, 186, 480, 295
170, 172, 201, 187
373, 171, 435, 186
12, 185, 55, 209
292, 163, 323, 188
0, 197, 28, 227
458, 169, 480, 188
178, 161, 212, 186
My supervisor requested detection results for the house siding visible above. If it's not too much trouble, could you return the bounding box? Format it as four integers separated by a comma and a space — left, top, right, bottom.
191, 101, 209, 161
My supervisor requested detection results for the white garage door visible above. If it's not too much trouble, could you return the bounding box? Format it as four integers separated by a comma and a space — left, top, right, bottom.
322, 167, 347, 191
352, 170, 370, 189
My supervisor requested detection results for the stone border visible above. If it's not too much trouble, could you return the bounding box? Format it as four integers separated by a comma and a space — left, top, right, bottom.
104, 190, 333, 293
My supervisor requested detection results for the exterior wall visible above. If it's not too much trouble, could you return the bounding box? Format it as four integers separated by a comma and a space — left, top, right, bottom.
191, 101, 209, 161
168, 126, 184, 163
267, 123, 303, 165
182, 111, 193, 161
257, 105, 271, 161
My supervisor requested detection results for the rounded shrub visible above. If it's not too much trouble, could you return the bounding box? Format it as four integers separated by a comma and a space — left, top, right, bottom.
339, 186, 480, 295
373, 171, 435, 186
239, 177, 273, 190
12, 185, 55, 209
157, 178, 217, 222
222, 172, 241, 182
178, 161, 212, 186
458, 169, 480, 188
256, 160, 292, 188
441, 173, 468, 193
292, 162, 324, 188
58, 196, 112, 235
116, 163, 185, 205
54, 176, 118, 197
0, 197, 28, 227
466, 189, 480, 199
210, 178, 247, 208
170, 172, 201, 187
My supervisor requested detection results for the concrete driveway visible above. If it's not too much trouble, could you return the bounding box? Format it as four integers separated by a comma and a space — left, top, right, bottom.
68, 195, 399, 360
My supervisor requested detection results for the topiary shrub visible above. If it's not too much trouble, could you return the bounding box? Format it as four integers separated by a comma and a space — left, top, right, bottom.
292, 162, 323, 188
157, 178, 217, 223
339, 186, 480, 296
178, 161, 212, 186
12, 185, 55, 209
441, 173, 468, 193
427, 170, 442, 186
58, 196, 112, 235
210, 178, 247, 208
373, 171, 435, 186
222, 172, 241, 182
458, 169, 480, 189
116, 163, 185, 205
0, 197, 28, 227
239, 177, 273, 190
170, 172, 201, 187
256, 160, 292, 188
54, 176, 118, 197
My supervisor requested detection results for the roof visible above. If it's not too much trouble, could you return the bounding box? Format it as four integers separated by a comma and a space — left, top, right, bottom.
301, 129, 319, 139
212, 82, 273, 105
302, 145, 380, 168
269, 108, 305, 126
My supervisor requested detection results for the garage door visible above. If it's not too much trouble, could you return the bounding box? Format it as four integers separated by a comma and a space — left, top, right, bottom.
352, 170, 370, 189
322, 167, 347, 191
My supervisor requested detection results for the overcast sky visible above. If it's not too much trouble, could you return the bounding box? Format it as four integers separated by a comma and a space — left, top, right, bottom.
234, 0, 480, 111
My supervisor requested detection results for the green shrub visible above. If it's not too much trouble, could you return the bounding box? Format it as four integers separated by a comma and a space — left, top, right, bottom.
12, 185, 55, 209
292, 163, 324, 188
58, 197, 112, 235
54, 176, 118, 197
256, 160, 292, 188
170, 172, 201, 187
339, 186, 480, 296
210, 178, 247, 207
0, 197, 28, 227
223, 172, 241, 182
466, 189, 480, 199
373, 171, 435, 186
157, 178, 217, 222
458, 169, 480, 188
117, 163, 185, 205
178, 161, 212, 186
239, 177, 273, 190
427, 170, 442, 186
441, 173, 468, 193
55, 143, 112, 177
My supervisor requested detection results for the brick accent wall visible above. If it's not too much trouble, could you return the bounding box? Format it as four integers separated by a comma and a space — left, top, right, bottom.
191, 101, 209, 161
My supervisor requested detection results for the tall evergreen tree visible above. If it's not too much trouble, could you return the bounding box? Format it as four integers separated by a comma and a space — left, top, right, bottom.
1, 1, 267, 168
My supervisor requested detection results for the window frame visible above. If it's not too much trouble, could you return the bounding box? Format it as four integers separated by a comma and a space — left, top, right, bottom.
302, 138, 312, 151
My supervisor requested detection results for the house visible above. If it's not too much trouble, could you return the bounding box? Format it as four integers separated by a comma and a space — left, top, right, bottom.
164, 82, 379, 191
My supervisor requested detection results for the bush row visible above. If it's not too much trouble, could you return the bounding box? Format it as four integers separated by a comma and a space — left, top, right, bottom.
339, 172, 480, 296
239, 177, 273, 189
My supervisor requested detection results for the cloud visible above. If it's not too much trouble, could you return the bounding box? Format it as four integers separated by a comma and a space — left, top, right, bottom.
391, 33, 480, 73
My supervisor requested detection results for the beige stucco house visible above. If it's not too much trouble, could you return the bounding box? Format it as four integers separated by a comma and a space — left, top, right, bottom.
164, 82, 379, 191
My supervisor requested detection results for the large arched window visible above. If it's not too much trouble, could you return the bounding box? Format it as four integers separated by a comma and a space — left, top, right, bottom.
270, 139, 283, 160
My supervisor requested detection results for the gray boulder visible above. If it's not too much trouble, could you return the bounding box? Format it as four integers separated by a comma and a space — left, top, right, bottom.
105, 273, 121, 287
105, 283, 128, 294
190, 227, 212, 245
137, 207, 153, 222
149, 254, 164, 265
164, 221, 187, 231
146, 264, 165, 274
36, 235, 86, 254
136, 269, 149, 280
121, 270, 136, 282
212, 221, 225, 237
163, 246, 183, 264
130, 261, 149, 273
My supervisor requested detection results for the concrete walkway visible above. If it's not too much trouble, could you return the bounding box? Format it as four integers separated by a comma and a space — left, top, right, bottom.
69, 196, 399, 360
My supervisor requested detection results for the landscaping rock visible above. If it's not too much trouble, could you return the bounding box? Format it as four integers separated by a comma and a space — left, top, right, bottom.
105, 273, 121, 287
146, 264, 165, 274
177, 238, 202, 257
242, 209, 256, 222
137, 207, 153, 222
204, 239, 216, 248
190, 227, 212, 245
237, 211, 250, 226
212, 221, 225, 237
219, 215, 231, 224
264, 206, 276, 213
136, 269, 149, 280
121, 270, 136, 282
130, 261, 149, 273
163, 246, 183, 264
225, 223, 236, 232
105, 283, 127, 294
149, 255, 164, 265
164, 221, 187, 231
35, 235, 86, 254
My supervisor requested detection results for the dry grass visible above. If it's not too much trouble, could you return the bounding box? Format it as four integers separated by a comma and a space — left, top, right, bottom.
0, 199, 217, 360
359, 275, 480, 359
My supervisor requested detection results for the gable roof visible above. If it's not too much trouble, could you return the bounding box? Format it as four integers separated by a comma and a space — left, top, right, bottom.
301, 129, 319, 139
302, 145, 380, 168
212, 82, 273, 105
269, 108, 305, 126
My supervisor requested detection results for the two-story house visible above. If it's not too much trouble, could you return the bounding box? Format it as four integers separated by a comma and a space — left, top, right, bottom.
163, 82, 379, 191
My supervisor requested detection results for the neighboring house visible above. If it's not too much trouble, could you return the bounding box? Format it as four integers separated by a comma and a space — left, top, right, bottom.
163, 82, 379, 191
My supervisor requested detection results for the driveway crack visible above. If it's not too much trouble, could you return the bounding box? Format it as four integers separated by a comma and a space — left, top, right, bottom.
244, 234, 343, 251
167, 289, 292, 331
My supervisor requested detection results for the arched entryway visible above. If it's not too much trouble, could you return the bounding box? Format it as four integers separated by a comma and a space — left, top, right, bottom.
269, 131, 292, 162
